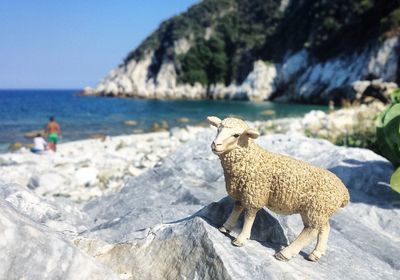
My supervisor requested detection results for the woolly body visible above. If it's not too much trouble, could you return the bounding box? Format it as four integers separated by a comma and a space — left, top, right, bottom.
220, 140, 349, 228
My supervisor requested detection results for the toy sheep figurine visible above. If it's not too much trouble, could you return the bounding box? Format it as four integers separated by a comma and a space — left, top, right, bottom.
207, 116, 349, 262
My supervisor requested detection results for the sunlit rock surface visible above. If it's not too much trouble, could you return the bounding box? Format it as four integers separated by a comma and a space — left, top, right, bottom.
1, 130, 399, 279
0, 199, 119, 280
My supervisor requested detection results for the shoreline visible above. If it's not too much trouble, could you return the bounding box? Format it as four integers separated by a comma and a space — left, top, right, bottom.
0, 102, 385, 203
0, 89, 334, 152
2, 123, 208, 154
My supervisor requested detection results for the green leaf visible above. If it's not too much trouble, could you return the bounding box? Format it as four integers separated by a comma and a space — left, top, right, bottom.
390, 167, 400, 193
376, 103, 400, 167
389, 88, 400, 103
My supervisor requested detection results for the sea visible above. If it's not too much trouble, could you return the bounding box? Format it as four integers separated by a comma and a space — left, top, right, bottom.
0, 89, 328, 151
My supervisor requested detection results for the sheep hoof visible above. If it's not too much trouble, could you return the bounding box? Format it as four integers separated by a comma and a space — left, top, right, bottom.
274, 252, 289, 262
231, 238, 244, 247
218, 226, 230, 235
307, 252, 322, 262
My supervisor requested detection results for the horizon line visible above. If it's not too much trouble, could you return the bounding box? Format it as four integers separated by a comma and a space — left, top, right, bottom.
0, 88, 82, 91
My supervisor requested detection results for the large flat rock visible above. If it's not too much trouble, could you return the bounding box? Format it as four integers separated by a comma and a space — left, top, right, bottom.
77, 197, 399, 280
77, 131, 400, 279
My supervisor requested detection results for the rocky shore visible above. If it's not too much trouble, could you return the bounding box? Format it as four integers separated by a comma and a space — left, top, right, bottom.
1, 105, 400, 279
0, 126, 203, 202
0, 126, 399, 279
256, 102, 385, 141
0, 103, 386, 203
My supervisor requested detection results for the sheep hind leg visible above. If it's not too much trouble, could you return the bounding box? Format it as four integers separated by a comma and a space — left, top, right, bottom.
219, 201, 244, 234
274, 227, 318, 261
307, 222, 330, 262
232, 208, 258, 247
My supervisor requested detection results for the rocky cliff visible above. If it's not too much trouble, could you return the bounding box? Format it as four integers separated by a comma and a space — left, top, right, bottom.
84, 0, 400, 103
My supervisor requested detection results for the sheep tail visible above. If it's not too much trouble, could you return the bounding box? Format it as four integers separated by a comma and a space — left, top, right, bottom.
341, 191, 350, 208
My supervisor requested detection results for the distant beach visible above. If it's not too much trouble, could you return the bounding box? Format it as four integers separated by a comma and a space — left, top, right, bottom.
0, 89, 328, 151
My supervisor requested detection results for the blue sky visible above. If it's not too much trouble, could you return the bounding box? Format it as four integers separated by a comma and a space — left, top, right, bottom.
0, 0, 199, 89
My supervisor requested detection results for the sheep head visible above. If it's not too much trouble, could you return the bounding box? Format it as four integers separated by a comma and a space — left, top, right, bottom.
207, 116, 259, 155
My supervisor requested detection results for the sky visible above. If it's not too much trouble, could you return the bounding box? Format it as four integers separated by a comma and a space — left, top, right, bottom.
0, 0, 199, 89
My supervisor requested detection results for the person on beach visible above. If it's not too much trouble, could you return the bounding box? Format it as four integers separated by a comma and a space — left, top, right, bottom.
45, 116, 62, 152
30, 133, 47, 154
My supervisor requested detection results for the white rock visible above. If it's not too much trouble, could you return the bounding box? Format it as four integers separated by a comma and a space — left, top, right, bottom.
367, 36, 399, 81
29, 172, 70, 196
352, 80, 371, 96
75, 167, 99, 187
155, 61, 177, 90
127, 165, 143, 177
1, 131, 400, 279
0, 199, 119, 280
243, 60, 277, 101
78, 132, 398, 279
173, 37, 192, 55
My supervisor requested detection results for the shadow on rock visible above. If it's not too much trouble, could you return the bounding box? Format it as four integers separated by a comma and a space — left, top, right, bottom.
193, 196, 288, 246
329, 159, 400, 208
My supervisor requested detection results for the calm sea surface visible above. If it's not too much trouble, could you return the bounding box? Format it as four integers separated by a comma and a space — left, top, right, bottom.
0, 89, 328, 151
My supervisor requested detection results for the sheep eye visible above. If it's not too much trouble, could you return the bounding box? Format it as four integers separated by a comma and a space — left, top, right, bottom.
233, 134, 240, 138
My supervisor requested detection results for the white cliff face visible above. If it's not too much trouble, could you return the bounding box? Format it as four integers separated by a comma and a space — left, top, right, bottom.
94, 50, 207, 99
279, 0, 291, 12
87, 36, 399, 102
238, 61, 277, 101
289, 36, 400, 101
173, 37, 192, 55
212, 61, 277, 101
279, 50, 309, 85
204, 26, 214, 40
367, 36, 399, 81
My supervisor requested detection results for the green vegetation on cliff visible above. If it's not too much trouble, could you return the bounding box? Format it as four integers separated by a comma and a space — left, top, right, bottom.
177, 35, 228, 86
125, 0, 400, 87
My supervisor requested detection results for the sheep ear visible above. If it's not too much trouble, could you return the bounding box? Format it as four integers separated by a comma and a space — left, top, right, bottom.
245, 128, 259, 139
207, 116, 222, 127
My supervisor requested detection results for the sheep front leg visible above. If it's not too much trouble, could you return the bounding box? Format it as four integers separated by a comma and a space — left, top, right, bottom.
307, 222, 330, 262
219, 201, 243, 234
274, 227, 318, 261
232, 208, 257, 247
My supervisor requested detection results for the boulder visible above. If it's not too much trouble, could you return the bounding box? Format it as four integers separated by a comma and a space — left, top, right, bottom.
151, 122, 168, 132
79, 132, 399, 279
88, 134, 107, 141
0, 183, 86, 234
8, 142, 24, 151
123, 120, 138, 126
78, 199, 400, 280
75, 167, 99, 187
127, 165, 144, 177
0, 199, 119, 280
352, 79, 398, 104
28, 172, 70, 196
260, 109, 275, 116
80, 86, 95, 96
177, 117, 190, 123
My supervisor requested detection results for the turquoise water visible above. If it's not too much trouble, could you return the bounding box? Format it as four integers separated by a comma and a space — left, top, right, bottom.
0, 89, 328, 151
